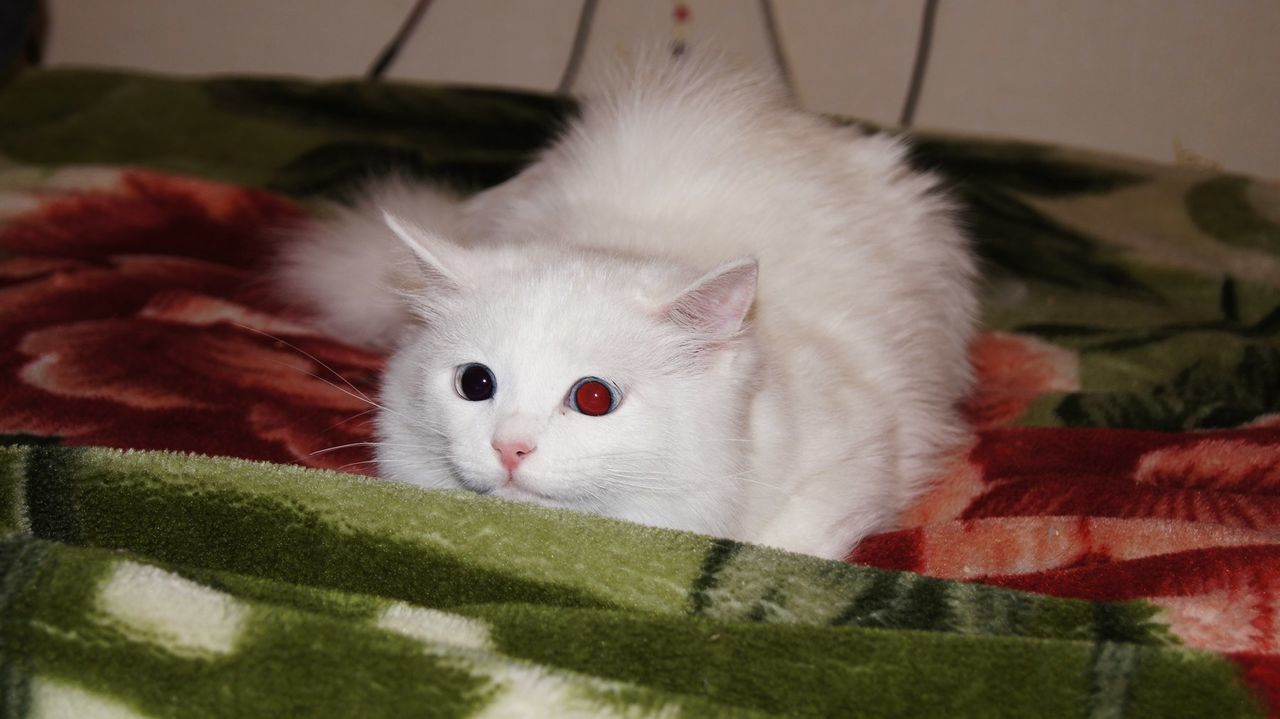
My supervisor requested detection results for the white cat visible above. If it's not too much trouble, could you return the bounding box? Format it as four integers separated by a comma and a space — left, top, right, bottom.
279, 56, 977, 560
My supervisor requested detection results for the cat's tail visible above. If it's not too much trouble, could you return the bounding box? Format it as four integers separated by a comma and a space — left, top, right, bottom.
274, 179, 462, 351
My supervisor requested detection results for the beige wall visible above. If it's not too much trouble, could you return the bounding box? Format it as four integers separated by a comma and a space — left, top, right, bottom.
42, 0, 1280, 178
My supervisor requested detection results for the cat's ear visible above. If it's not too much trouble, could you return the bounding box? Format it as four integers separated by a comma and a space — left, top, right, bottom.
664, 257, 758, 337
381, 210, 469, 292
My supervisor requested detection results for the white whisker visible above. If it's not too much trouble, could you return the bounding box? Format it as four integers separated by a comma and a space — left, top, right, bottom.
233, 323, 425, 429
233, 323, 377, 403
325, 408, 377, 431
310, 440, 438, 457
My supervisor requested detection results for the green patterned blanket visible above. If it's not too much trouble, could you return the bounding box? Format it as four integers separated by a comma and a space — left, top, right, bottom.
0, 445, 1256, 717
0, 69, 1278, 717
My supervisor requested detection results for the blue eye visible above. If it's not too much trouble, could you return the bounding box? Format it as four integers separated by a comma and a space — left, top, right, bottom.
455, 363, 495, 401
568, 377, 622, 416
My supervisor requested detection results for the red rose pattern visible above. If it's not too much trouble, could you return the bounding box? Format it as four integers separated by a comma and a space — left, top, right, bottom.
0, 169, 381, 472
964, 330, 1078, 429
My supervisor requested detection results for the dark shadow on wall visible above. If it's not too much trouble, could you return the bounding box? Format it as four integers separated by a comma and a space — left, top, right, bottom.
1, 0, 45, 84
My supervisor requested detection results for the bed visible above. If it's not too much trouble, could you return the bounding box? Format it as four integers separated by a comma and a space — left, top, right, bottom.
1, 68, 1278, 717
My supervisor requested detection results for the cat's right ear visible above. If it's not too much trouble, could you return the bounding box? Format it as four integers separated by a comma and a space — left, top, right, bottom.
664, 256, 758, 339
381, 210, 469, 294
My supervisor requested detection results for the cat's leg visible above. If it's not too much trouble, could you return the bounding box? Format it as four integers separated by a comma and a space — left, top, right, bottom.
745, 382, 906, 561
749, 450, 901, 560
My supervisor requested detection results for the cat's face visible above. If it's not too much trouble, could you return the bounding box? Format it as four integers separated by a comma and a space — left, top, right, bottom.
375, 214, 758, 533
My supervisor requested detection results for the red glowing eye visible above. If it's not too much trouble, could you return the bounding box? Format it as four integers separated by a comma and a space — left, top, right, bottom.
572, 378, 618, 417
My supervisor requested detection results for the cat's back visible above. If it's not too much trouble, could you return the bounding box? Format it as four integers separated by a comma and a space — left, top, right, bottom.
467, 54, 974, 380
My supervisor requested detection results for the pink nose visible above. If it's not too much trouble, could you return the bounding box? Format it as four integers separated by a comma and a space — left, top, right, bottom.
493, 440, 535, 472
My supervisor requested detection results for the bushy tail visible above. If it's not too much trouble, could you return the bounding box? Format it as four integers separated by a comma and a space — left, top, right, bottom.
275, 180, 461, 350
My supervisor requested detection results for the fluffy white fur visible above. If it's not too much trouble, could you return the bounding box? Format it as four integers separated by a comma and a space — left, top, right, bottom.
278, 56, 977, 560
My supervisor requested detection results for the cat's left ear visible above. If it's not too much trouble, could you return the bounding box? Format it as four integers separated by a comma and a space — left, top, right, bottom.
381, 210, 470, 293
664, 256, 758, 338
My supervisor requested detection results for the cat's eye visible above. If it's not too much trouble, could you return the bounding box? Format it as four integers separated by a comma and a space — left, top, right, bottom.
568, 377, 621, 416
455, 363, 496, 401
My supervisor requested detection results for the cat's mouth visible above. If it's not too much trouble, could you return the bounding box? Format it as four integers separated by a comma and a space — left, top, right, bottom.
454, 465, 564, 506
447, 455, 576, 508
491, 481, 565, 508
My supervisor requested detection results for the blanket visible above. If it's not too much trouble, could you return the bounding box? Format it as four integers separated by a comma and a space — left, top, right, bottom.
1, 68, 1278, 716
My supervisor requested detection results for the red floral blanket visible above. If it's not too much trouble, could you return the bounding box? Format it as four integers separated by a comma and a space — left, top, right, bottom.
1, 170, 382, 471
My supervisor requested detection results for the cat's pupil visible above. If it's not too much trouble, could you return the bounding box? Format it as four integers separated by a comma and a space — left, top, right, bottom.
574, 379, 614, 416
456, 363, 495, 401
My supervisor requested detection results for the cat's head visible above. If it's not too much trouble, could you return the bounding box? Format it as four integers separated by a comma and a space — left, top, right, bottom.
376, 213, 760, 533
